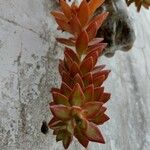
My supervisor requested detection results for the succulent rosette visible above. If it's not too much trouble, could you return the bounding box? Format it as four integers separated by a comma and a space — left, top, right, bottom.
126, 0, 150, 11
49, 0, 111, 149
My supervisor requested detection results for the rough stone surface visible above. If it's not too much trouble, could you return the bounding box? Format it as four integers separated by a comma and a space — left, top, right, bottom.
0, 0, 150, 150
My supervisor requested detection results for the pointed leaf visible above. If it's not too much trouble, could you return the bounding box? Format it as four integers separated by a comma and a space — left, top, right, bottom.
84, 50, 99, 67
69, 15, 82, 35
74, 127, 89, 148
87, 42, 107, 53
88, 38, 104, 46
92, 113, 110, 125
84, 84, 94, 101
51, 11, 68, 22
100, 93, 111, 103
63, 132, 73, 149
76, 30, 89, 56
70, 61, 80, 77
80, 57, 93, 75
93, 75, 105, 87
55, 18, 72, 33
78, 0, 90, 27
93, 70, 111, 80
61, 71, 73, 88
94, 87, 104, 101
93, 65, 106, 73
90, 12, 109, 29
50, 105, 71, 121
56, 38, 75, 46
73, 73, 84, 89
86, 22, 97, 41
84, 122, 105, 143
64, 51, 74, 70
69, 83, 85, 106
82, 102, 103, 118
65, 47, 80, 63
82, 73, 93, 87
60, 0, 72, 19
88, 0, 105, 16
52, 92, 70, 106
61, 82, 72, 97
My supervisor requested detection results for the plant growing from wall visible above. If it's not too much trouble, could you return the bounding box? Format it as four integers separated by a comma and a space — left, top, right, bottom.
48, 0, 111, 149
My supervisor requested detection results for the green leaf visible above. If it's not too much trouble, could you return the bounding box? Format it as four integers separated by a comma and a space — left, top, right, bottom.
69, 83, 85, 106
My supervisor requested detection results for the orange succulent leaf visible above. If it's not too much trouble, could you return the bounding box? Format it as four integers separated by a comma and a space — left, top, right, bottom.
89, 12, 109, 28
73, 73, 84, 89
61, 71, 73, 88
93, 75, 105, 87
69, 83, 85, 106
51, 11, 68, 22
56, 38, 75, 46
92, 113, 110, 125
64, 47, 80, 63
69, 15, 82, 35
60, 82, 72, 97
84, 50, 99, 66
88, 0, 105, 16
52, 91, 70, 106
76, 30, 89, 56
100, 92, 111, 103
86, 21, 98, 41
80, 57, 94, 75
50, 105, 71, 121
74, 127, 89, 148
84, 84, 94, 101
78, 0, 90, 27
84, 122, 105, 143
93, 69, 111, 80
60, 0, 72, 19
55, 18, 72, 33
82, 102, 103, 119
82, 72, 93, 87
87, 42, 107, 53
94, 87, 104, 101
93, 65, 106, 72
70, 61, 81, 77
64, 52, 74, 70
88, 38, 104, 46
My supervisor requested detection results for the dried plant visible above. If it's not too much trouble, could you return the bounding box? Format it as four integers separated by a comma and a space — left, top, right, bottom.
48, 0, 111, 149
126, 0, 150, 11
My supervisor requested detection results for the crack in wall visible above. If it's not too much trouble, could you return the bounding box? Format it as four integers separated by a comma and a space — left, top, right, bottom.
0, 16, 49, 43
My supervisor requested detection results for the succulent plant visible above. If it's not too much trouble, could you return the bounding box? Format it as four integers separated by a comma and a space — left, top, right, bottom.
48, 0, 111, 149
126, 0, 150, 11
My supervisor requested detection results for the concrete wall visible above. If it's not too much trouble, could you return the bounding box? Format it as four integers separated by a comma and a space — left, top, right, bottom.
0, 0, 150, 150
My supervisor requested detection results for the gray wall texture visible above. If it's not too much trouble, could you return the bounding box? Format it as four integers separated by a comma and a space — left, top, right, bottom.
0, 0, 150, 150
